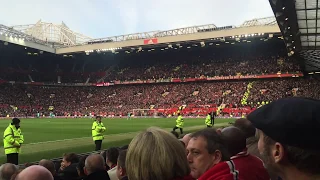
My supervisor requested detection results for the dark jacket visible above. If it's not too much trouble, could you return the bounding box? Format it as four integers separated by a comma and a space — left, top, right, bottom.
84, 170, 111, 180
58, 163, 79, 180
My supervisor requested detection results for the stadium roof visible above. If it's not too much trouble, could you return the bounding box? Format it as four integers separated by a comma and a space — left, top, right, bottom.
0, 17, 280, 55
269, 0, 320, 72
11, 20, 92, 48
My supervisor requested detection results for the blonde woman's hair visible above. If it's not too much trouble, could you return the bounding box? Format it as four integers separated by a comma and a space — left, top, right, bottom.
126, 127, 190, 180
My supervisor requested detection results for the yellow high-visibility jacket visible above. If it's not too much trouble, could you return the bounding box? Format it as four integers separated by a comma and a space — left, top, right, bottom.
3, 124, 24, 155
205, 115, 212, 127
176, 115, 184, 128
92, 121, 106, 141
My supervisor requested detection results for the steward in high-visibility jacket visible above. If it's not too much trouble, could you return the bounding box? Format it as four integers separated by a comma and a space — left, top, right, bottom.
176, 114, 184, 128
3, 118, 24, 165
173, 113, 184, 135
92, 116, 106, 151
205, 113, 213, 128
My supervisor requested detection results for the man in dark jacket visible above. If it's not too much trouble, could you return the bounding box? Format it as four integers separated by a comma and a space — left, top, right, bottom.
84, 154, 110, 180
58, 153, 79, 180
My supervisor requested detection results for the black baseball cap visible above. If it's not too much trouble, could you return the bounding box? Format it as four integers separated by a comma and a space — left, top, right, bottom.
247, 97, 320, 150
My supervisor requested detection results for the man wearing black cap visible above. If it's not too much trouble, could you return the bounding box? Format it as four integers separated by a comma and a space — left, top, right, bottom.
247, 97, 320, 180
3, 118, 24, 165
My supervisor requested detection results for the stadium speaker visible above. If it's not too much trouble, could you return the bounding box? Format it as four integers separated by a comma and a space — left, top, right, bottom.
270, 0, 278, 6
275, 12, 283, 18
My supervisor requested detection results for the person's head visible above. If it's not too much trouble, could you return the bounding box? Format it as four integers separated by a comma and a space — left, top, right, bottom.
15, 165, 53, 180
221, 126, 246, 156
76, 155, 88, 177
96, 116, 102, 122
177, 113, 181, 116
233, 118, 256, 138
248, 97, 320, 179
61, 153, 79, 168
0, 163, 18, 180
187, 128, 229, 179
116, 150, 127, 179
106, 147, 119, 168
39, 159, 56, 176
84, 154, 106, 175
11, 118, 20, 129
181, 133, 192, 148
126, 127, 190, 180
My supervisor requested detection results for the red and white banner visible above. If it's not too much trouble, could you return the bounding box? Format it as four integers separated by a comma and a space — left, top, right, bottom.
143, 38, 158, 45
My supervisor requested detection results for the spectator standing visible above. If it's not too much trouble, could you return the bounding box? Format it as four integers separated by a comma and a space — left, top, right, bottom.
84, 154, 110, 180
0, 163, 18, 180
126, 127, 192, 180
76, 156, 88, 180
186, 128, 238, 180
3, 118, 24, 165
116, 150, 128, 180
221, 126, 270, 180
248, 97, 320, 180
92, 116, 106, 151
106, 147, 119, 180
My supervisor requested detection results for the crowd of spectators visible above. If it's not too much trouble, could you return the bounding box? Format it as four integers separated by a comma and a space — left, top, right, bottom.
0, 77, 319, 117
0, 40, 300, 84
1, 97, 319, 180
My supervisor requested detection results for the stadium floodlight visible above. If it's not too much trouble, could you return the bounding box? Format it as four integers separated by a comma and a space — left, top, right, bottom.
165, 47, 169, 50
285, 17, 288, 21
232, 36, 235, 38
216, 44, 220, 46
168, 44, 173, 48
209, 43, 213, 45
225, 42, 230, 44
174, 48, 178, 50
200, 42, 205, 47
187, 46, 191, 49
282, 7, 285, 10
161, 49, 164, 51
245, 34, 248, 37
251, 34, 254, 36
231, 42, 235, 45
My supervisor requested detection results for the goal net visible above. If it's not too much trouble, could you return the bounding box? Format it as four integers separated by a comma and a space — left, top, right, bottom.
132, 109, 158, 118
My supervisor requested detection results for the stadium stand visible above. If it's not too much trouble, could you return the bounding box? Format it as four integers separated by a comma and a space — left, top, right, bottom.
0, 37, 319, 118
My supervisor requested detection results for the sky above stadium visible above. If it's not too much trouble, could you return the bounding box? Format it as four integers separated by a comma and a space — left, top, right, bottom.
0, 0, 274, 38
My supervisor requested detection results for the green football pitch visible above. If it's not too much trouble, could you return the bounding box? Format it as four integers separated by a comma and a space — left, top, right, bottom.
0, 117, 235, 164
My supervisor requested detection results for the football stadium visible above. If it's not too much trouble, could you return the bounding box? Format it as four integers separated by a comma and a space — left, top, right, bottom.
0, 0, 320, 180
